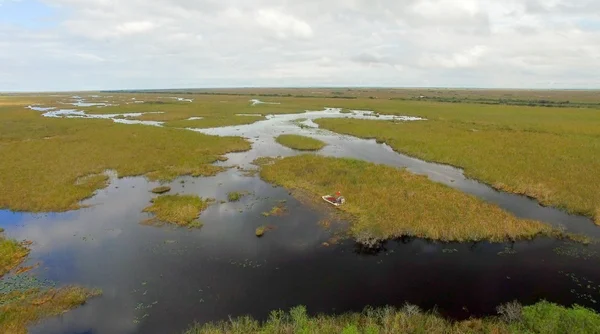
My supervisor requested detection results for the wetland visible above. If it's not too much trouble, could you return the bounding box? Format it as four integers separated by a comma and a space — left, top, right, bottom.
1, 89, 600, 333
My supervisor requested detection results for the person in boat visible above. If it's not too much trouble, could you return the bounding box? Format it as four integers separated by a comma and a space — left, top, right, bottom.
335, 191, 345, 205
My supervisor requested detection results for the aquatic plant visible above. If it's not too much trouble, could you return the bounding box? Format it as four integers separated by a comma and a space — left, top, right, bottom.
261, 203, 287, 217
151, 186, 171, 194
227, 191, 247, 202
0, 237, 29, 277
255, 226, 269, 237
0, 286, 101, 334
142, 195, 212, 227
275, 134, 326, 151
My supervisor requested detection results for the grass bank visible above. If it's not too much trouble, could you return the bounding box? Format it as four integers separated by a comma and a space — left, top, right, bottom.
0, 236, 29, 277
0, 106, 250, 212
275, 134, 326, 151
315, 102, 600, 225
0, 235, 101, 333
143, 194, 212, 227
0, 286, 101, 334
184, 301, 600, 334
260, 155, 551, 243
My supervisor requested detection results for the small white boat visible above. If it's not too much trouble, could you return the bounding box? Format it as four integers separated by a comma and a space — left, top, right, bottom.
322, 195, 345, 207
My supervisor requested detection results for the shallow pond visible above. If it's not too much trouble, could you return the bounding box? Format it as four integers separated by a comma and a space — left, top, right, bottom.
1, 101, 600, 334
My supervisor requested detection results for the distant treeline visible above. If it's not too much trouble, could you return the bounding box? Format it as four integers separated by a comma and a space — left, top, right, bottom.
394, 96, 600, 108
101, 90, 358, 99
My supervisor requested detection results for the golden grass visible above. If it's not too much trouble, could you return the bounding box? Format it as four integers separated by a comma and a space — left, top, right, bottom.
275, 134, 326, 151
143, 194, 212, 227
0, 287, 101, 334
0, 106, 250, 212
260, 155, 551, 243
0, 237, 30, 277
315, 101, 600, 223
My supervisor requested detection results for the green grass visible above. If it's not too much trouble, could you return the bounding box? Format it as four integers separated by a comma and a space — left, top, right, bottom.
314, 101, 600, 225
151, 186, 171, 194
0, 105, 250, 212
255, 226, 268, 237
0, 287, 101, 334
3, 91, 600, 224
142, 194, 212, 227
275, 134, 326, 151
0, 234, 101, 333
227, 191, 247, 202
0, 236, 29, 277
260, 155, 552, 243
261, 203, 287, 217
184, 301, 600, 334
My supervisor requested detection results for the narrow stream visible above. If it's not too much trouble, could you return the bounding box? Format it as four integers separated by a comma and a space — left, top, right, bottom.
1, 100, 599, 334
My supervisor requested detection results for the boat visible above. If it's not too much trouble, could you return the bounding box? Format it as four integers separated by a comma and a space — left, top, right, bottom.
322, 195, 345, 207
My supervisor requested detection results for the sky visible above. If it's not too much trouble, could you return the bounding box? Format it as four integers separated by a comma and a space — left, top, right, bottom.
0, 0, 599, 91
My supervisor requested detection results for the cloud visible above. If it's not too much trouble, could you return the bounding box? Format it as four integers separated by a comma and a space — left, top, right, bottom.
0, 0, 599, 90
255, 9, 313, 39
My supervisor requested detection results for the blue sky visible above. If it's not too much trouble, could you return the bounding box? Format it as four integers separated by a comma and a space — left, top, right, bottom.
1, 0, 600, 91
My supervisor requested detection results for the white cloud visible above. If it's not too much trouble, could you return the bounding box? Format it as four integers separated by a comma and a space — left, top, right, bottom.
0, 0, 599, 90
255, 9, 313, 39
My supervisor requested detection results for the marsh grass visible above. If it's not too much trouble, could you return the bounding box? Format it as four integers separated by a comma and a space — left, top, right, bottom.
0, 287, 101, 334
166, 116, 265, 129
227, 191, 248, 202
315, 102, 600, 224
0, 107, 249, 212
0, 237, 30, 277
262, 203, 287, 217
0, 235, 100, 333
255, 225, 268, 237
184, 301, 600, 334
260, 155, 552, 243
275, 134, 326, 151
143, 195, 212, 227
151, 186, 171, 194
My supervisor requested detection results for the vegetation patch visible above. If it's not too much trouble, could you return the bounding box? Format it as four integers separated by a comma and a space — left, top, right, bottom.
0, 106, 250, 212
166, 115, 265, 129
260, 155, 552, 244
261, 203, 287, 217
251, 157, 279, 167
0, 286, 101, 334
184, 301, 600, 334
142, 194, 212, 227
227, 191, 248, 202
0, 235, 101, 333
275, 134, 326, 151
0, 236, 30, 277
151, 186, 171, 194
315, 102, 600, 223
255, 225, 274, 237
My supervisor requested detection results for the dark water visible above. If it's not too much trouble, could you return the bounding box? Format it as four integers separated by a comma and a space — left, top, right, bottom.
1, 107, 599, 334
